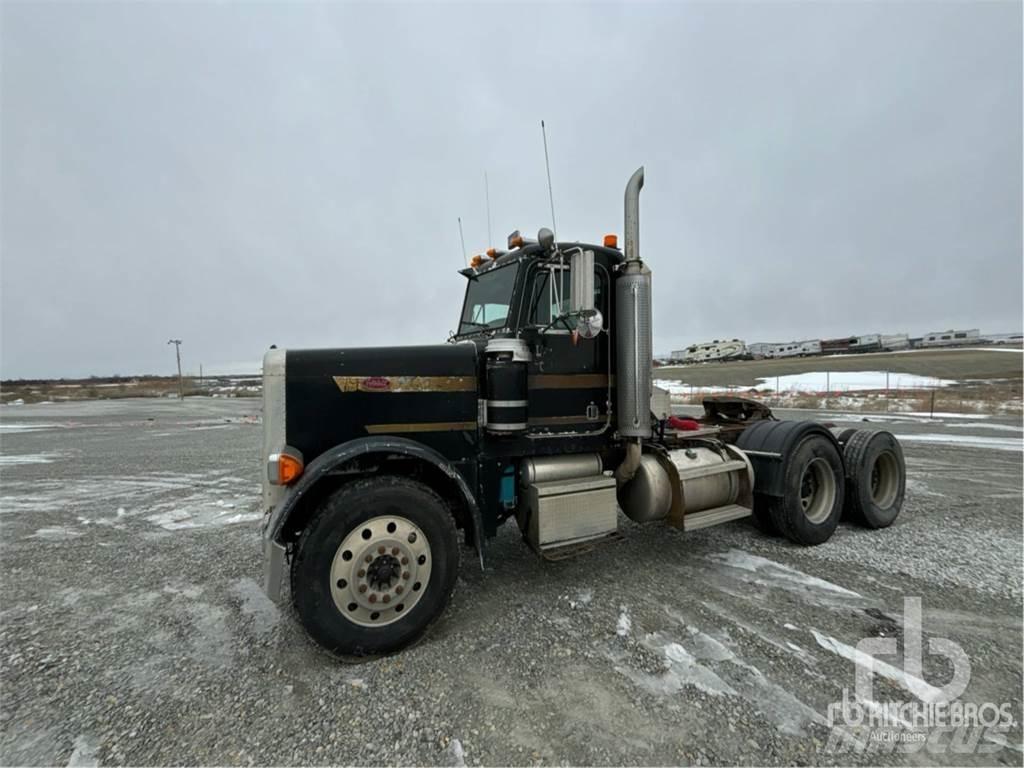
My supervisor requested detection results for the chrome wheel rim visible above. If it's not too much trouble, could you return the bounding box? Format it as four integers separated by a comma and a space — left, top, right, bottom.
799, 457, 836, 524
330, 515, 432, 628
870, 451, 899, 508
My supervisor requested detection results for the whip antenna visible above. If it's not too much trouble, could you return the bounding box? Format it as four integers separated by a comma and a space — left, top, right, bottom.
484, 172, 493, 247
541, 120, 557, 240
457, 217, 468, 266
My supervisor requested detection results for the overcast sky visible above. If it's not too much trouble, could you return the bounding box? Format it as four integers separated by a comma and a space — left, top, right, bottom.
2, 1, 1021, 379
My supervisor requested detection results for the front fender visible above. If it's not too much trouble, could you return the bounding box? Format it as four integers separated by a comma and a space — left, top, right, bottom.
263, 436, 484, 591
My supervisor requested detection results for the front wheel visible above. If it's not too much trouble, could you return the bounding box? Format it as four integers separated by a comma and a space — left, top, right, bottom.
291, 476, 460, 658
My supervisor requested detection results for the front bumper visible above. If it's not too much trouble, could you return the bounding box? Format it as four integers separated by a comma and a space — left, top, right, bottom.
262, 535, 287, 602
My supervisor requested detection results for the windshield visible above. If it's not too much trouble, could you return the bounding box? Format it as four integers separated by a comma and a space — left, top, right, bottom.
458, 263, 519, 335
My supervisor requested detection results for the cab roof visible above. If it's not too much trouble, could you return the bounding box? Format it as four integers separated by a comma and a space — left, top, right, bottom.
458, 241, 624, 278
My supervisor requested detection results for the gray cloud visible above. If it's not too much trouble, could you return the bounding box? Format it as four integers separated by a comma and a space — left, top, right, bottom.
2, 1, 1020, 378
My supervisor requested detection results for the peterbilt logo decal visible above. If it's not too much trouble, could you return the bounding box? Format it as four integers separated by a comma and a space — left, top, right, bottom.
359, 376, 392, 391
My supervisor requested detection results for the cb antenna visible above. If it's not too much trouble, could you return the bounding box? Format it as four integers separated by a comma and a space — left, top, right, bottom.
457, 217, 468, 266
541, 120, 557, 240
484, 172, 493, 247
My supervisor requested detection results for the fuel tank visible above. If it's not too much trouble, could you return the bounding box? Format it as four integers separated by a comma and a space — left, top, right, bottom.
282, 344, 479, 465
617, 446, 754, 524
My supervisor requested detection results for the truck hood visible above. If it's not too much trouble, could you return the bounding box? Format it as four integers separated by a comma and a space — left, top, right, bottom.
281, 344, 480, 464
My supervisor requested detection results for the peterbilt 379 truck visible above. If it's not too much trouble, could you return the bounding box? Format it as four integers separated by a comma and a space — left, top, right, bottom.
260, 168, 907, 657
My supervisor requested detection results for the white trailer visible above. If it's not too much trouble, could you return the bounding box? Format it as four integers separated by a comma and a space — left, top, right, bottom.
880, 333, 910, 351
680, 339, 746, 363
756, 340, 822, 359
920, 329, 980, 348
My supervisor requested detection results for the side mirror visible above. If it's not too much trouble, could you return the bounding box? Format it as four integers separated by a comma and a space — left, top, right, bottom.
570, 249, 595, 314
570, 250, 602, 339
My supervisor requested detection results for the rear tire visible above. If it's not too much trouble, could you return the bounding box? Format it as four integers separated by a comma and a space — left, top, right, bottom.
834, 428, 857, 447
291, 476, 460, 658
842, 429, 905, 528
751, 494, 779, 535
769, 434, 844, 545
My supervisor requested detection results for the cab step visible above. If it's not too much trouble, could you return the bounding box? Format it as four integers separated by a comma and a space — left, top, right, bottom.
683, 504, 752, 531
536, 530, 625, 561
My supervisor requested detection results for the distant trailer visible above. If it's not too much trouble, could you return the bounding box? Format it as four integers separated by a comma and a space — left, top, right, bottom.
919, 329, 981, 348
741, 342, 770, 360
680, 339, 747, 363
880, 333, 910, 351
754, 340, 822, 359
981, 332, 1023, 345
850, 334, 882, 353
821, 337, 857, 355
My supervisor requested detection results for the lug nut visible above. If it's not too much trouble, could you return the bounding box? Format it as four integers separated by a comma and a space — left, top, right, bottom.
368, 594, 377, 604
401, 556, 408, 565
382, 595, 391, 604
402, 571, 410, 580
357, 569, 366, 577
391, 547, 399, 556
378, 546, 386, 555
395, 585, 404, 595
365, 555, 372, 563
358, 585, 367, 593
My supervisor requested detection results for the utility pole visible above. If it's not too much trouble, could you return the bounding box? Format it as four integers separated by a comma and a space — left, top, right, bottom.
167, 339, 183, 400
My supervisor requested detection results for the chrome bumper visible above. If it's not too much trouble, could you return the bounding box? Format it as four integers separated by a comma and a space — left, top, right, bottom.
262, 536, 287, 602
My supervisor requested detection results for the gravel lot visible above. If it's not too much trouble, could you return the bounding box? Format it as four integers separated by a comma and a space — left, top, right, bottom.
1, 398, 1021, 766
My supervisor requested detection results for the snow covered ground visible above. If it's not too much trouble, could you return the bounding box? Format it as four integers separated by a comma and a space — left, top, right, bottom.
655, 370, 954, 394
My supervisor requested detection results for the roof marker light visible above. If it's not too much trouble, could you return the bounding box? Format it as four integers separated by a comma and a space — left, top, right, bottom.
603, 234, 619, 248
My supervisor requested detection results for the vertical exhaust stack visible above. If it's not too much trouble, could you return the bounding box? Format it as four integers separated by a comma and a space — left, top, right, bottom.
616, 167, 652, 439
615, 167, 652, 482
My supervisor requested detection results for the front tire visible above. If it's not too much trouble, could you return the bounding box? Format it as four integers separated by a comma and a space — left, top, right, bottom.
291, 476, 460, 658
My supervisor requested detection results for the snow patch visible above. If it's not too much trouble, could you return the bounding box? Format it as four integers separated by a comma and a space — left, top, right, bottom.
656, 371, 954, 395
28, 526, 83, 540
616, 606, 632, 636
0, 422, 67, 433
568, 588, 593, 609
709, 549, 862, 598
945, 422, 1023, 433
895, 434, 1023, 452
811, 630, 944, 703
66, 735, 98, 767
444, 738, 466, 767
0, 453, 62, 466
229, 577, 281, 636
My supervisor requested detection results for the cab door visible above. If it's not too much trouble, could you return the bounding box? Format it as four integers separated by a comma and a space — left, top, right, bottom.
521, 260, 611, 434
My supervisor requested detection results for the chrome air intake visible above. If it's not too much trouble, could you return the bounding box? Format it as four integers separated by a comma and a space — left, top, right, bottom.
616, 167, 652, 439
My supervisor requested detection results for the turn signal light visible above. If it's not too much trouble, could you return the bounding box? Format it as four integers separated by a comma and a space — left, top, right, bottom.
470, 255, 484, 268
603, 233, 619, 248
269, 448, 304, 486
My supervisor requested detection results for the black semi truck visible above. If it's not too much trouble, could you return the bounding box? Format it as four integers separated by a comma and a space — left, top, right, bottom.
259, 168, 907, 657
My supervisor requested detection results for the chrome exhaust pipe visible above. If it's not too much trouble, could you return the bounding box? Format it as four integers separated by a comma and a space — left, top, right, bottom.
624, 166, 644, 264
616, 166, 652, 444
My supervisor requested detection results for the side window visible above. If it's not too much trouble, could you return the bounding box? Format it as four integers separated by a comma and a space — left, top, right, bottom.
529, 267, 570, 326
528, 265, 606, 327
